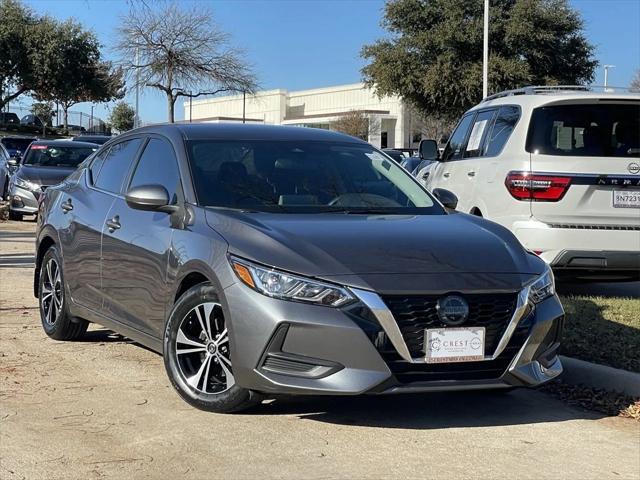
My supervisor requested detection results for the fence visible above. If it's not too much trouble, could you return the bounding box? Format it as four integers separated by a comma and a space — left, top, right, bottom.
1, 103, 109, 135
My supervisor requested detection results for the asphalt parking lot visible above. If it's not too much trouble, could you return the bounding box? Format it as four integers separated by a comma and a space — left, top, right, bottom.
1, 219, 639, 480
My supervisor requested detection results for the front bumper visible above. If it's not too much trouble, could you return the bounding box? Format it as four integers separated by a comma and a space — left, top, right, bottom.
9, 184, 40, 214
223, 280, 564, 396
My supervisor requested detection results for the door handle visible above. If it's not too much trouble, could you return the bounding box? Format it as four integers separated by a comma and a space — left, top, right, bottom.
443, 172, 451, 178
106, 215, 121, 232
467, 171, 476, 177
61, 199, 73, 213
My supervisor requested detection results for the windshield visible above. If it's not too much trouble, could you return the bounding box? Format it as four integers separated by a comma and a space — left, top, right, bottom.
187, 140, 442, 214
526, 103, 640, 157
23, 145, 97, 167
1, 138, 34, 152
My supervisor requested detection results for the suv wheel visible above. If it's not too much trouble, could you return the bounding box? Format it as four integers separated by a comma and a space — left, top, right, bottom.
38, 246, 88, 340
164, 283, 262, 413
9, 210, 22, 221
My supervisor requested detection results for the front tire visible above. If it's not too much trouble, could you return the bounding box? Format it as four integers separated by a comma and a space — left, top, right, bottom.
38, 245, 88, 340
163, 283, 261, 413
9, 210, 22, 221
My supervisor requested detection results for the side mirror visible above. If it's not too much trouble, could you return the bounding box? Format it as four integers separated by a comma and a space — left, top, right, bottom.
125, 184, 178, 213
432, 188, 458, 211
419, 139, 439, 161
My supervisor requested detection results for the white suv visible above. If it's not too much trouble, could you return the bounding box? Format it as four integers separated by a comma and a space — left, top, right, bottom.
422, 86, 640, 281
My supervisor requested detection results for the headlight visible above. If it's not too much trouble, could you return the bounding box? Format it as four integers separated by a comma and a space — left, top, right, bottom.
13, 177, 39, 191
230, 257, 355, 307
528, 265, 555, 304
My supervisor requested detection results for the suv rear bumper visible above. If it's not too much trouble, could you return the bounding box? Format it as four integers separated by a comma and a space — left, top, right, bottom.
513, 219, 640, 276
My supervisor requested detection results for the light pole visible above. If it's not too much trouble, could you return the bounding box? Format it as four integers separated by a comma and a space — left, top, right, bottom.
134, 47, 140, 128
603, 65, 615, 89
242, 90, 246, 124
482, 0, 489, 99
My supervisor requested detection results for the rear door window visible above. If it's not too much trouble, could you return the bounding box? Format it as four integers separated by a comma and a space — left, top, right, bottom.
441, 114, 475, 161
94, 139, 142, 193
526, 103, 640, 157
484, 106, 520, 157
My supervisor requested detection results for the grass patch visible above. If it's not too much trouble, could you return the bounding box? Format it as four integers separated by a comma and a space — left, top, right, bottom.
541, 380, 639, 420
559, 295, 640, 373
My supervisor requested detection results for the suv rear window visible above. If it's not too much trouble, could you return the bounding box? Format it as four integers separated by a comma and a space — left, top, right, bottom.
526, 103, 640, 157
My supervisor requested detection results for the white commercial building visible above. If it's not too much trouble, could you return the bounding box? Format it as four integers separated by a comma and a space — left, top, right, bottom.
183, 83, 419, 149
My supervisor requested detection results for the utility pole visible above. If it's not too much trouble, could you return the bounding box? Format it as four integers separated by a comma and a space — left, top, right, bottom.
189, 92, 192, 123
134, 47, 140, 128
482, 0, 489, 99
242, 90, 246, 124
603, 65, 615, 90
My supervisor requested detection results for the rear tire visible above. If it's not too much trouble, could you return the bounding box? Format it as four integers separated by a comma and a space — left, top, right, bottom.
163, 283, 262, 413
38, 245, 88, 340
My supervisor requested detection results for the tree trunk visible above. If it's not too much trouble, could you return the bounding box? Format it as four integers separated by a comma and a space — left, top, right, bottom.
63, 106, 69, 131
167, 93, 175, 123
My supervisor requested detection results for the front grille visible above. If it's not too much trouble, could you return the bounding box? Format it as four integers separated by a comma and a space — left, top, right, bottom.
381, 293, 518, 358
382, 318, 533, 383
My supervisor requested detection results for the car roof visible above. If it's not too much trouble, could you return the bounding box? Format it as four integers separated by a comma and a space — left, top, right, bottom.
473, 87, 640, 112
30, 140, 99, 147
1, 136, 37, 141
129, 123, 368, 144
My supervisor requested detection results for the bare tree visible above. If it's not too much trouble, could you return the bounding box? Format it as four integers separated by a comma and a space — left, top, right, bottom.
331, 111, 379, 140
115, 2, 258, 123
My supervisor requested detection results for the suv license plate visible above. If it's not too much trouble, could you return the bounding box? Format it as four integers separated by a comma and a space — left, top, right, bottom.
424, 327, 485, 363
613, 190, 640, 208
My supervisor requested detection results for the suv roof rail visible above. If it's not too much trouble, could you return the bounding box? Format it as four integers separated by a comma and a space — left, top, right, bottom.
482, 85, 633, 102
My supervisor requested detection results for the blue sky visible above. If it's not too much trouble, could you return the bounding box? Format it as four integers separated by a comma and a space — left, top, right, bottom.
23, 0, 640, 124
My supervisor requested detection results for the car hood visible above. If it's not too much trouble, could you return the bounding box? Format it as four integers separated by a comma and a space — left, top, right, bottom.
206, 210, 545, 289
16, 165, 76, 186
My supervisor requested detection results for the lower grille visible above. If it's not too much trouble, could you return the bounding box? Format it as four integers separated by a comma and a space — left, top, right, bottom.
380, 317, 533, 383
381, 293, 518, 357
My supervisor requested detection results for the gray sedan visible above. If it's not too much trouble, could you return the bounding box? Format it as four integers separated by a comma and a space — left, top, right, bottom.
8, 141, 97, 220
35, 124, 564, 413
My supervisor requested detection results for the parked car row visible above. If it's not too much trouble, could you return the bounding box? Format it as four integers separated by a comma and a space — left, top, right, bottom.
6, 85, 637, 414
1, 134, 110, 206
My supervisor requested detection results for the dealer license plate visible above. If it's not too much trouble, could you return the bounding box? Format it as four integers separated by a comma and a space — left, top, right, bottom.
613, 190, 640, 208
424, 327, 485, 363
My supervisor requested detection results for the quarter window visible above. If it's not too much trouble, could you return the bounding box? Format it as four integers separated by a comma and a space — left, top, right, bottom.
89, 148, 109, 185
442, 114, 475, 161
129, 138, 181, 203
94, 139, 142, 193
484, 106, 520, 157
464, 109, 497, 158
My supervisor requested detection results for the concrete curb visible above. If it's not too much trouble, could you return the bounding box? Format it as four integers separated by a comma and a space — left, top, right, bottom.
560, 355, 640, 397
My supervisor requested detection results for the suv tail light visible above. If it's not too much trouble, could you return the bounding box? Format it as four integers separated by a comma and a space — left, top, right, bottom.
505, 172, 571, 202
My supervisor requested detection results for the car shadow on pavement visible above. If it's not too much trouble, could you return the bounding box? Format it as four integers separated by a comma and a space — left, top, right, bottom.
250, 388, 604, 429
78, 327, 158, 354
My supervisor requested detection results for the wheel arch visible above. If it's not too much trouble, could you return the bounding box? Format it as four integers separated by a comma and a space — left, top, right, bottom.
34, 234, 57, 298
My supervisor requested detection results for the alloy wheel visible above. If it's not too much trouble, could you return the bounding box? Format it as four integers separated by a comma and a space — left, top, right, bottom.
41, 258, 63, 326
174, 302, 234, 394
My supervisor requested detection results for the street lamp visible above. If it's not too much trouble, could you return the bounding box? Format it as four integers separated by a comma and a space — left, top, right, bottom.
603, 65, 616, 90
482, 0, 489, 99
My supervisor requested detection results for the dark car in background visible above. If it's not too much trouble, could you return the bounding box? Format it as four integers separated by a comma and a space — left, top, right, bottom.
0, 143, 13, 199
8, 140, 97, 220
35, 124, 563, 413
1, 136, 37, 159
0, 112, 21, 131
73, 134, 111, 145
